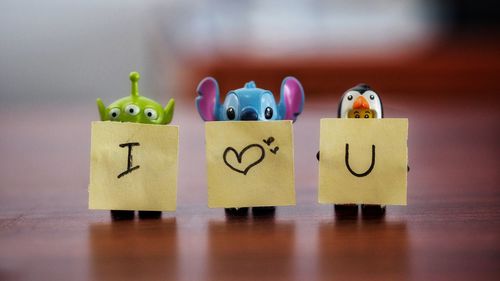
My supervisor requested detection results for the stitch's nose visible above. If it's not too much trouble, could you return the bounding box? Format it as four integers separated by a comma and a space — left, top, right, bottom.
240, 109, 258, 120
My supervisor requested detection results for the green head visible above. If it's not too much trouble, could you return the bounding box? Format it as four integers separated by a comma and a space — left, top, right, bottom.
97, 72, 175, 124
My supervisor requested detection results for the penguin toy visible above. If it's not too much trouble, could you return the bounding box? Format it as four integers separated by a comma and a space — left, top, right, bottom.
337, 83, 383, 119
317, 84, 385, 217
339, 83, 385, 216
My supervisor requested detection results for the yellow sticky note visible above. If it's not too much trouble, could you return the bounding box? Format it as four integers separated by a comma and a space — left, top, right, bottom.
319, 118, 408, 205
205, 121, 295, 208
89, 121, 179, 211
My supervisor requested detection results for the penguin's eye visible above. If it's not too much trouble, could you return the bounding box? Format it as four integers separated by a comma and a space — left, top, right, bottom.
227, 107, 236, 120
125, 104, 140, 116
144, 108, 158, 120
370, 95, 375, 100
109, 108, 121, 120
364, 114, 370, 118
347, 95, 353, 101
264, 107, 273, 119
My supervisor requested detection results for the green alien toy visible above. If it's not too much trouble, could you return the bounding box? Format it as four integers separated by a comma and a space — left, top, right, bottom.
96, 71, 175, 220
97, 72, 175, 125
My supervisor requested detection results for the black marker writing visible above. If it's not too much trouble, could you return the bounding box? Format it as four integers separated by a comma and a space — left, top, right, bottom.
263, 137, 275, 146
117, 142, 140, 179
262, 136, 279, 154
345, 143, 375, 177
223, 144, 265, 175
222, 136, 280, 176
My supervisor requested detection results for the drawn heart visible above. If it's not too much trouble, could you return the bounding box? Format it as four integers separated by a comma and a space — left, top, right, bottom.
263, 137, 275, 146
223, 144, 265, 175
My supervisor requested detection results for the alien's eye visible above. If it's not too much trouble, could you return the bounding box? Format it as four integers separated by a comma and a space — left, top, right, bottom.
227, 107, 236, 120
370, 95, 375, 100
125, 104, 140, 116
109, 108, 121, 120
364, 114, 370, 118
264, 107, 273, 119
144, 108, 158, 120
347, 95, 353, 101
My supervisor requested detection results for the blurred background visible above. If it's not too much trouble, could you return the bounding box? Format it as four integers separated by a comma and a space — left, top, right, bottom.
1, 1, 500, 280
0, 0, 500, 217
1, 0, 499, 203
1, 0, 499, 105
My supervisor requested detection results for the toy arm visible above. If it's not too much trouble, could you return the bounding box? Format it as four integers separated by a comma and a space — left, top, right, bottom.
278, 77, 305, 122
96, 98, 106, 121
163, 98, 175, 124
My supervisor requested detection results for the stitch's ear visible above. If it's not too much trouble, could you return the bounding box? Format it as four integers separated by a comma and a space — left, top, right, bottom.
196, 77, 220, 121
278, 77, 305, 122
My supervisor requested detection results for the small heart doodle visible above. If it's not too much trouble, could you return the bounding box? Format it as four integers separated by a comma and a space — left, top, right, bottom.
270, 147, 279, 154
223, 144, 265, 175
262, 137, 275, 146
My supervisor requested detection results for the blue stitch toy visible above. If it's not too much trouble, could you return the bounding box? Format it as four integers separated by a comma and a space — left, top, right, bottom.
196, 77, 304, 122
196, 77, 305, 216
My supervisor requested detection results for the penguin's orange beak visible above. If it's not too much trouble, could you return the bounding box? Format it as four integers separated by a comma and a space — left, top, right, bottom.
353, 96, 370, 110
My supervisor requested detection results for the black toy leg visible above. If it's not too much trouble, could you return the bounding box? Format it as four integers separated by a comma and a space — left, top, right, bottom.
334, 204, 358, 218
361, 204, 386, 218
110, 210, 134, 220
138, 211, 162, 219
224, 208, 249, 217
252, 206, 276, 217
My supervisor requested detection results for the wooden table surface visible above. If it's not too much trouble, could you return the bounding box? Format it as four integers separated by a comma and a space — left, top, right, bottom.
0, 95, 499, 281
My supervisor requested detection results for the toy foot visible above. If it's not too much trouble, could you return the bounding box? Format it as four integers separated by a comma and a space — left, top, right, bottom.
252, 206, 276, 217
225, 208, 249, 217
138, 211, 162, 219
111, 210, 134, 220
361, 205, 386, 219
334, 204, 358, 219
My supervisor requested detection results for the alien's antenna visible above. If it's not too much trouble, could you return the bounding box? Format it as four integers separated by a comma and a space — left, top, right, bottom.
130, 72, 140, 98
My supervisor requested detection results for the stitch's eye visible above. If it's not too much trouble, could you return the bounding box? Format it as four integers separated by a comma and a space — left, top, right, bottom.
109, 108, 120, 120
227, 107, 236, 120
223, 93, 239, 120
125, 104, 140, 116
260, 92, 277, 121
144, 108, 158, 120
264, 107, 273, 119
347, 95, 353, 101
370, 94, 375, 100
